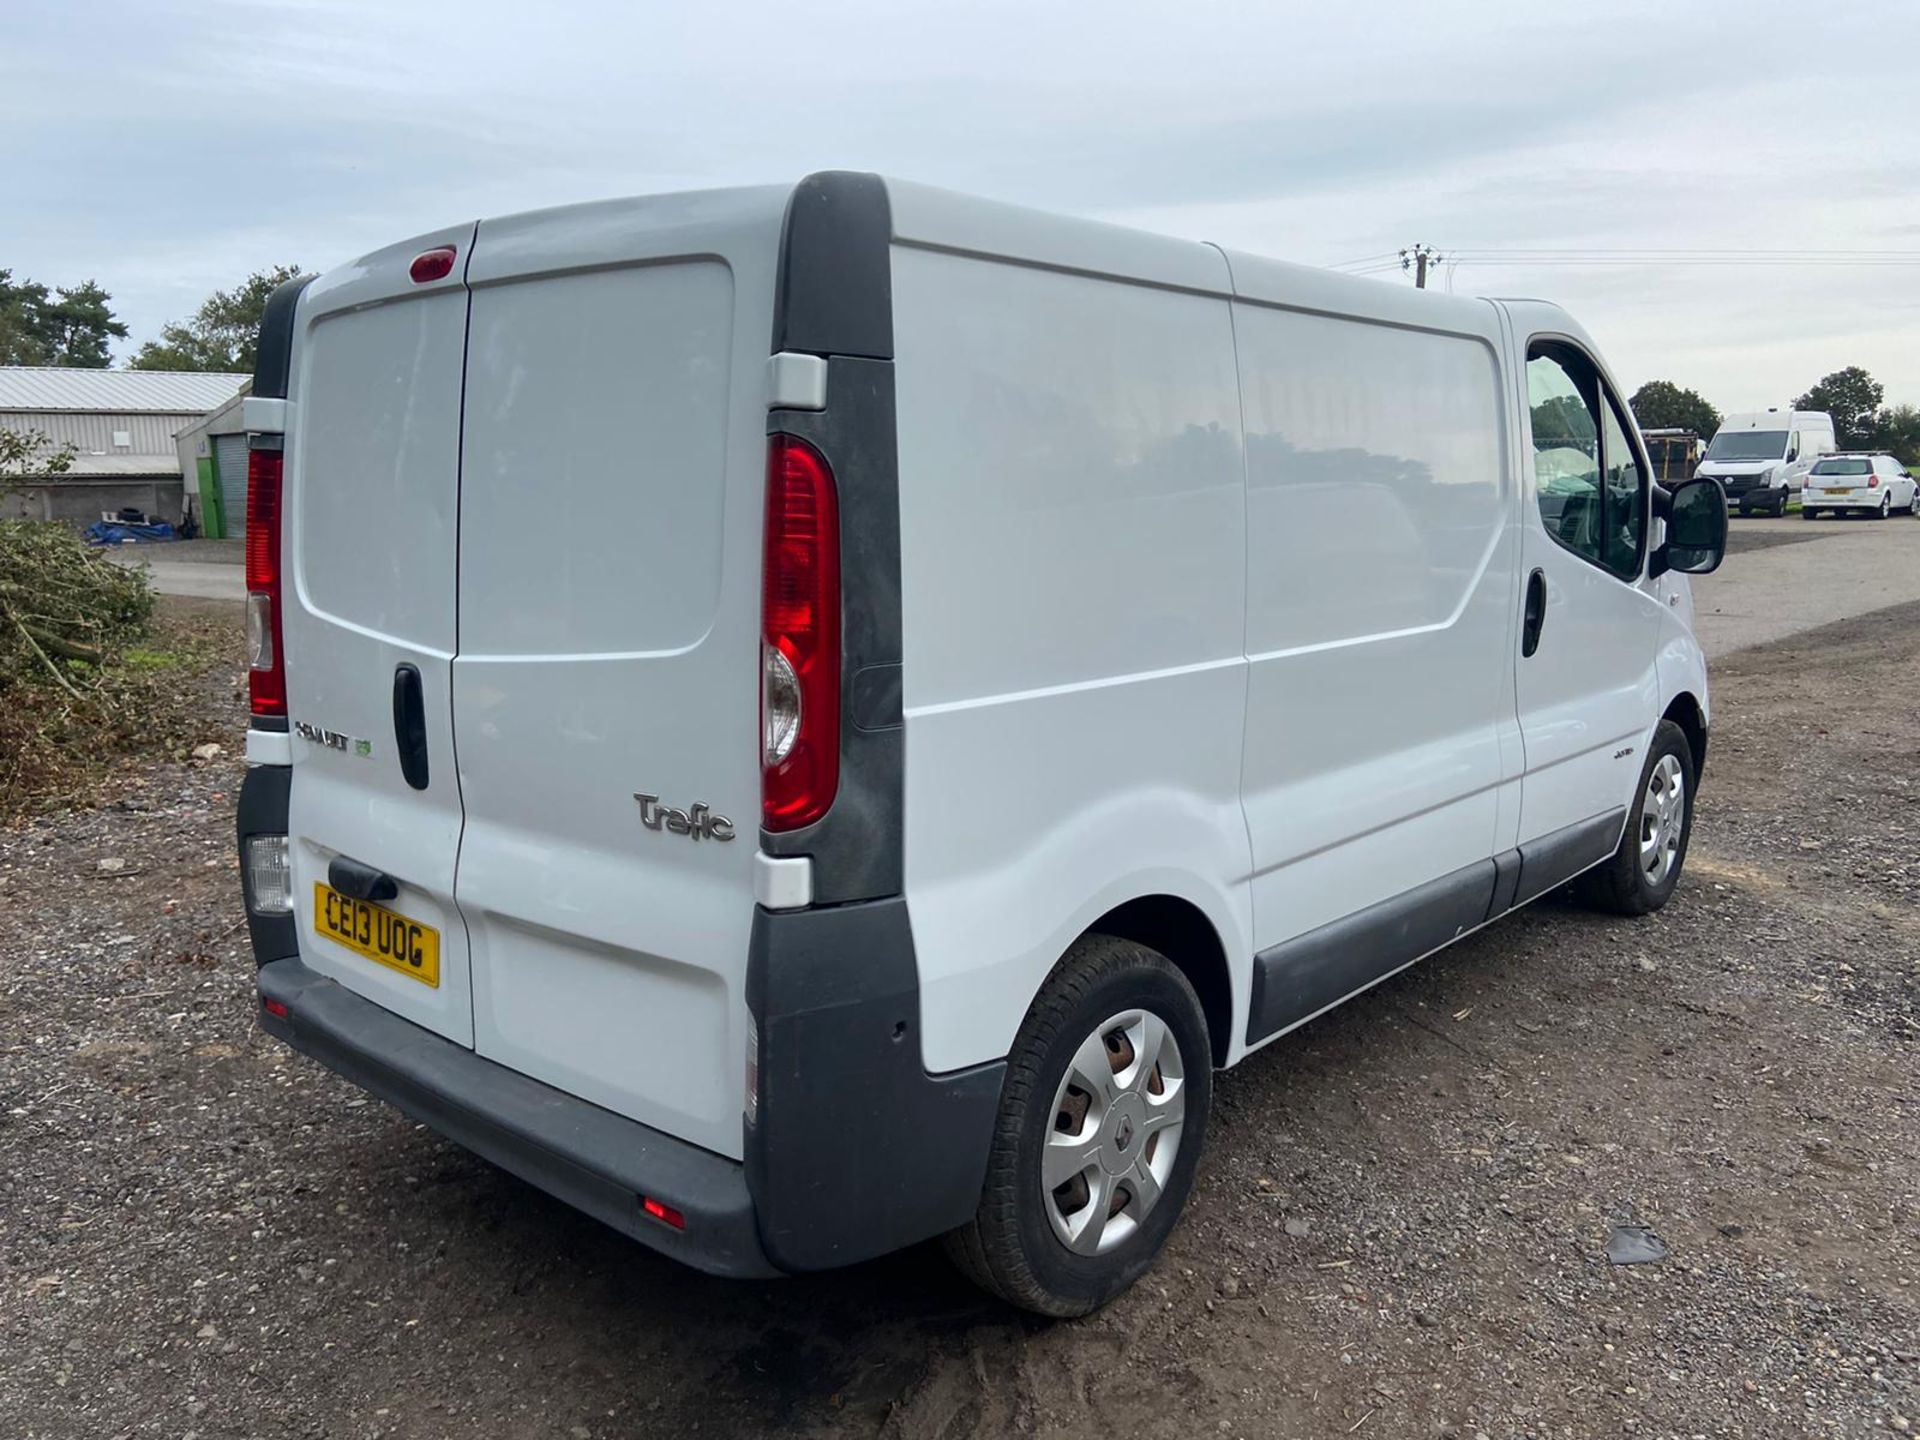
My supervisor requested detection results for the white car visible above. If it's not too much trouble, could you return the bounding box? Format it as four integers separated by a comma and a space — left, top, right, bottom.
235, 173, 1727, 1316
1801, 453, 1917, 519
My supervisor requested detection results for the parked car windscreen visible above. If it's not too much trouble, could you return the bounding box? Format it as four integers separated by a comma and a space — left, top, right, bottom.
1705, 430, 1788, 462
1811, 458, 1872, 476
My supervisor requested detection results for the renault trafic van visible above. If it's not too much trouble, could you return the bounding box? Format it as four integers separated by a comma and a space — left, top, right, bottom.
237, 173, 1727, 1316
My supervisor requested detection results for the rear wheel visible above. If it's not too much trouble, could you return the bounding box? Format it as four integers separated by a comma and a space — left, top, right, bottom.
1803, 506, 1819, 521
1878, 493, 1892, 520
945, 936, 1211, 1317
1577, 719, 1695, 917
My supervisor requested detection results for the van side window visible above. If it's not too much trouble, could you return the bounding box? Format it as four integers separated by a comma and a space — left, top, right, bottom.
1526, 344, 1643, 580
1526, 350, 1603, 564
1599, 399, 1645, 577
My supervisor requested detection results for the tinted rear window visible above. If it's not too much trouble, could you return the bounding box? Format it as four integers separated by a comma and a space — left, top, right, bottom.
1812, 458, 1871, 476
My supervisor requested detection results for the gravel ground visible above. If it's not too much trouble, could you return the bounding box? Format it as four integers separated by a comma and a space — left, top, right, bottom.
2, 596, 1916, 1440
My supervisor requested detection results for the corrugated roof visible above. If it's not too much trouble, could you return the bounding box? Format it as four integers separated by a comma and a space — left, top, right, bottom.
0, 367, 249, 414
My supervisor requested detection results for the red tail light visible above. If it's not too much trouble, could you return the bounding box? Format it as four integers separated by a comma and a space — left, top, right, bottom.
245, 445, 287, 718
1868, 474, 1881, 488
761, 435, 840, 832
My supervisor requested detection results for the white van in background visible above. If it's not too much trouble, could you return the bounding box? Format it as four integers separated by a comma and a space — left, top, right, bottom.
1698, 409, 1837, 516
235, 173, 1727, 1316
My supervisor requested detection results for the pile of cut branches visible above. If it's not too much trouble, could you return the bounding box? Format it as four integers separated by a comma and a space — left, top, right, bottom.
0, 520, 153, 694
0, 520, 179, 813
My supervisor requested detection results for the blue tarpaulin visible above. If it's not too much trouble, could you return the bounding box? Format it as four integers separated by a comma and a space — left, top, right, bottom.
86, 521, 177, 546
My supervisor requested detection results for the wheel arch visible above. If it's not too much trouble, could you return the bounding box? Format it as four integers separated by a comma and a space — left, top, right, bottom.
1662, 690, 1708, 779
1083, 894, 1234, 1068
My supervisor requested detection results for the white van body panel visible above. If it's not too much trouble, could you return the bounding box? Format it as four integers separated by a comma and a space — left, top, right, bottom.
452, 189, 786, 1159
281, 220, 478, 1046
1222, 253, 1521, 1000
888, 214, 1252, 1074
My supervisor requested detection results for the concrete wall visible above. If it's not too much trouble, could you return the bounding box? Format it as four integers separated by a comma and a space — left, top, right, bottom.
2, 478, 181, 526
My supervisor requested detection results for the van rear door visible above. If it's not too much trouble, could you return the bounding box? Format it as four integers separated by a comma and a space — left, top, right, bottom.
281, 224, 477, 1045
452, 192, 784, 1159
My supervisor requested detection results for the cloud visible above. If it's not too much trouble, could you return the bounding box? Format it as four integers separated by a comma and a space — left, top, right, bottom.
10, 0, 1919, 403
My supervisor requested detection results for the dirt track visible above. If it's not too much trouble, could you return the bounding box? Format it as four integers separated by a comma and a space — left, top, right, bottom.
3, 584, 1917, 1439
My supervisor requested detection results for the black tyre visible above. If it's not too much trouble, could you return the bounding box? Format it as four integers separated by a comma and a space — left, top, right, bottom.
1576, 719, 1696, 916
944, 935, 1212, 1317
1803, 507, 1819, 521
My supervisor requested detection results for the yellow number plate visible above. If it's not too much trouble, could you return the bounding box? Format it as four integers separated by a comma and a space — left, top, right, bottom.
314, 882, 440, 987
1823, 487, 1851, 494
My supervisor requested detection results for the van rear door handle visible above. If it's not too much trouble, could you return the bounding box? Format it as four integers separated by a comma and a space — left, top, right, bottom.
392, 664, 430, 791
1521, 569, 1547, 658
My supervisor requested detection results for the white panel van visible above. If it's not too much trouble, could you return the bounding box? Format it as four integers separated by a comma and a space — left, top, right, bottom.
1698, 409, 1837, 516
236, 174, 1727, 1315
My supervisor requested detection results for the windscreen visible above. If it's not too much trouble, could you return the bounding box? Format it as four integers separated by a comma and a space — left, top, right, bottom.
1811, 458, 1871, 476
1705, 430, 1787, 462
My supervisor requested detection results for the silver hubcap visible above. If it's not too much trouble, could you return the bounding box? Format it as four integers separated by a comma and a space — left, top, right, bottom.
1639, 754, 1686, 887
1043, 1009, 1186, 1256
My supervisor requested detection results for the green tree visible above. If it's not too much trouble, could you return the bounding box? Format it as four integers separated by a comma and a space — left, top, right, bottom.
1, 428, 78, 503
1627, 380, 1720, 440
129, 264, 304, 374
0, 270, 127, 367
1794, 366, 1884, 448
1869, 404, 1920, 468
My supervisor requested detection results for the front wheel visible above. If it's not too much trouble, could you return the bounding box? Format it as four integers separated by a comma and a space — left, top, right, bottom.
1577, 719, 1696, 917
945, 936, 1212, 1316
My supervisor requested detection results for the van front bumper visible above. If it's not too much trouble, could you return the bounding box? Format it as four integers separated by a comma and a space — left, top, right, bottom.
257, 956, 780, 1279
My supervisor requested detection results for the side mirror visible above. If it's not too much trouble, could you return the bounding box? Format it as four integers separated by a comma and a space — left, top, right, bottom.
1650, 477, 1727, 577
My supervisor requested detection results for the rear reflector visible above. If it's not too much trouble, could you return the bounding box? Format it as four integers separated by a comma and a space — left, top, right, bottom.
409, 246, 457, 284
761, 436, 840, 832
262, 997, 289, 1020
245, 446, 287, 718
641, 1196, 686, 1230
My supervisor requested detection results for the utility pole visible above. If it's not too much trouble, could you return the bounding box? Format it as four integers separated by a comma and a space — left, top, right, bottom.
1400, 243, 1442, 289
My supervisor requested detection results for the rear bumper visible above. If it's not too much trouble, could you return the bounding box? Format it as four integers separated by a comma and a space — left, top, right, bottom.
258, 956, 779, 1279
1806, 491, 1880, 508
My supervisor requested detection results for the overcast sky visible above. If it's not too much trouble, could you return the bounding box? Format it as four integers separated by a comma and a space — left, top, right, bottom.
11, 0, 1919, 409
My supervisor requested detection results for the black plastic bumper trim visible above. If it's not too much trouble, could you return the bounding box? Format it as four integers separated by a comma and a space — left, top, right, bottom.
258, 958, 778, 1279
746, 898, 1005, 1272
236, 763, 297, 964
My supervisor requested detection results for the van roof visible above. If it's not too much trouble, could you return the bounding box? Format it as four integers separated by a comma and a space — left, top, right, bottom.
398, 174, 1510, 337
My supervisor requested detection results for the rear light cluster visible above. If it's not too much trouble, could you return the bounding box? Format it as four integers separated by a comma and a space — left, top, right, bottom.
1868, 474, 1881, 488
245, 445, 287, 718
244, 834, 293, 914
760, 435, 840, 832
